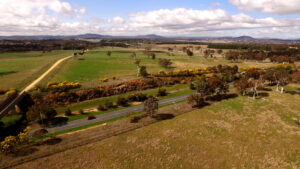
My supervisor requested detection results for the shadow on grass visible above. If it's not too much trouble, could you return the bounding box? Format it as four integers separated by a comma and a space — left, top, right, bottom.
261, 88, 272, 91
191, 102, 211, 109
206, 93, 238, 102
13, 147, 38, 157
153, 113, 175, 121
245, 92, 270, 99
258, 92, 270, 97
285, 90, 300, 95
42, 137, 62, 145
0, 71, 17, 76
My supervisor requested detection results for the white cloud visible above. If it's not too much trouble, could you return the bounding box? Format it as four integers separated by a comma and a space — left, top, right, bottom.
0, 0, 86, 35
108, 16, 125, 24
230, 0, 300, 14
125, 8, 300, 32
0, 2, 300, 39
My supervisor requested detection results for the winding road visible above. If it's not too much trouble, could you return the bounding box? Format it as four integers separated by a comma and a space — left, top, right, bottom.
46, 94, 190, 133
0, 55, 73, 119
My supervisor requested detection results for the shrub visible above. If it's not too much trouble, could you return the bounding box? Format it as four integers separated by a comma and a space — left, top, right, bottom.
190, 82, 196, 90
5, 89, 17, 96
64, 108, 72, 116
180, 80, 186, 84
186, 49, 193, 56
140, 66, 149, 77
100, 78, 109, 82
43, 107, 58, 120
0, 89, 7, 95
117, 97, 129, 107
0, 136, 18, 154
79, 109, 84, 114
104, 100, 114, 109
97, 104, 107, 111
151, 53, 156, 60
26, 104, 57, 122
107, 51, 112, 56
157, 88, 167, 97
130, 116, 141, 123
127, 93, 148, 102
187, 94, 205, 107
158, 58, 172, 68
47, 81, 81, 92
0, 128, 29, 154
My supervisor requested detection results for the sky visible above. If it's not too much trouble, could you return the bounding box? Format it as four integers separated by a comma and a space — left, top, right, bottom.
0, 0, 300, 38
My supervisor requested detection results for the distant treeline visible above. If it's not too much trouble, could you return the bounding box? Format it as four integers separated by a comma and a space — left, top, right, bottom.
0, 39, 102, 52
157, 41, 207, 45
0, 39, 132, 52
207, 43, 300, 52
207, 43, 274, 51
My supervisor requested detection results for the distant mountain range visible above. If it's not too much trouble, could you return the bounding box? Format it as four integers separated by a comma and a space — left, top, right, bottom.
0, 34, 299, 44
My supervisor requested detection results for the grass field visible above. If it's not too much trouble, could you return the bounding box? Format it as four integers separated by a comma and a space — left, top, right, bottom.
0, 46, 298, 90
38, 46, 285, 88
12, 84, 300, 169
0, 50, 74, 90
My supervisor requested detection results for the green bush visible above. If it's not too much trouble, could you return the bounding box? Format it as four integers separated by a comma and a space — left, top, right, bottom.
127, 93, 148, 102
64, 108, 72, 116
117, 97, 129, 107
130, 116, 141, 123
97, 104, 107, 111
190, 82, 196, 90
157, 88, 167, 97
104, 100, 114, 109
79, 109, 84, 114
26, 104, 57, 122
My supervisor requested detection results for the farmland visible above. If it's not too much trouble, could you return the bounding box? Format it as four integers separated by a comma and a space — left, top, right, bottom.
0, 42, 300, 169
5, 84, 300, 169
0, 50, 74, 90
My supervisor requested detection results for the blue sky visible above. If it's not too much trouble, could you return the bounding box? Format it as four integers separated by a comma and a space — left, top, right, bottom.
0, 0, 300, 38
65, 0, 300, 19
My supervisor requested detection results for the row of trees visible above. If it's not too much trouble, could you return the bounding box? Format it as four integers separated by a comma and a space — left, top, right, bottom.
225, 50, 300, 63
188, 76, 228, 107
234, 65, 296, 99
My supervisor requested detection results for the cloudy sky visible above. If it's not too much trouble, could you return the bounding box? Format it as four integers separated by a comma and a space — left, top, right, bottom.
1, 0, 300, 38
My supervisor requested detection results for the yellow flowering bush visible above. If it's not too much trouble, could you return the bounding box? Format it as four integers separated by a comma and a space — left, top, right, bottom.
100, 78, 109, 82
0, 128, 29, 154
17, 128, 29, 144
47, 81, 81, 92
180, 80, 186, 84
4, 88, 17, 96
0, 136, 17, 153
155, 68, 208, 77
